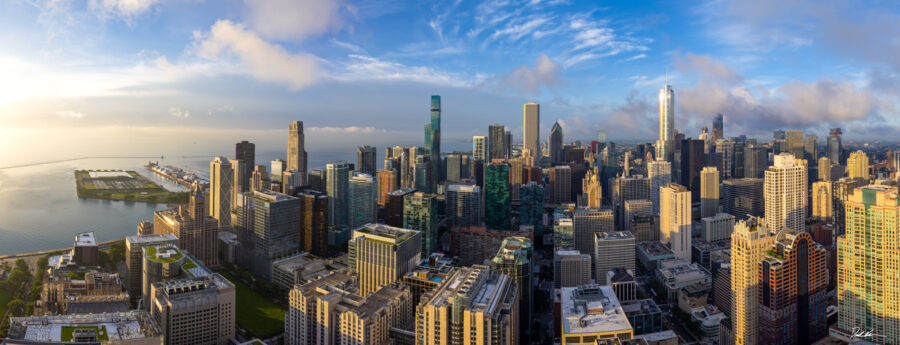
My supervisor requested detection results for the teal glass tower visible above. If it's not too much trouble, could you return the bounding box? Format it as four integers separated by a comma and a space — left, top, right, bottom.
402, 192, 438, 257
425, 95, 441, 194
519, 182, 543, 234
485, 162, 511, 230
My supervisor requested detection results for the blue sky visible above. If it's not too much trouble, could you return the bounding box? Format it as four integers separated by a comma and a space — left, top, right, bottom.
1, 0, 899, 161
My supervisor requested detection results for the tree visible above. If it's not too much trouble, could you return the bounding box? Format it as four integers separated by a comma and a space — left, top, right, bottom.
108, 242, 126, 263
7, 299, 24, 317
7, 269, 28, 288
15, 259, 29, 274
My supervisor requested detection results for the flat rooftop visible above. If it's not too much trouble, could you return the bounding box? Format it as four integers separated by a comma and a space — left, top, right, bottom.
353, 223, 418, 243
596, 231, 634, 241
7, 311, 161, 342
560, 285, 632, 335
143, 245, 183, 264
74, 232, 97, 247
637, 241, 675, 256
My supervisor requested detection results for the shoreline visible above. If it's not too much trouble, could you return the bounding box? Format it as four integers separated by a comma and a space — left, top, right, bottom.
0, 238, 126, 261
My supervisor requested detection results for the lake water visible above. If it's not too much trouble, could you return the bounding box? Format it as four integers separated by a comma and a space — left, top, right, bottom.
0, 151, 354, 255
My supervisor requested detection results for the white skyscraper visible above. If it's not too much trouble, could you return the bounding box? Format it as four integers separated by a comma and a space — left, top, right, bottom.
660, 183, 691, 260
209, 157, 233, 228
647, 159, 672, 213
656, 73, 675, 162
523, 102, 540, 158
764, 153, 807, 234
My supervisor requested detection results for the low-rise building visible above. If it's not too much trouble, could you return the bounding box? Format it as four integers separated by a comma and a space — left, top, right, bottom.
701, 213, 735, 242
270, 252, 345, 290
655, 258, 711, 304
4, 311, 163, 344
38, 272, 128, 316
560, 285, 634, 344
691, 304, 727, 338
636, 241, 674, 272
677, 282, 710, 314
690, 240, 729, 269
621, 299, 663, 335
72, 232, 99, 267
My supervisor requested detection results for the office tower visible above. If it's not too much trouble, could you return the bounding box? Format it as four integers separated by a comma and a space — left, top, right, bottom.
624, 199, 652, 228
837, 186, 900, 344
550, 120, 564, 164
490, 236, 533, 339
287, 121, 308, 185
550, 165, 572, 204
384, 188, 416, 227
270, 158, 285, 183
280, 170, 301, 195
445, 184, 482, 226
743, 145, 768, 179
285, 270, 412, 345
488, 124, 507, 161
473, 135, 486, 161
759, 231, 828, 345
554, 218, 575, 250
811, 181, 832, 221
125, 233, 179, 300
764, 153, 807, 234
250, 165, 268, 192
560, 285, 634, 343
715, 139, 736, 179
413, 157, 430, 193
505, 130, 513, 159
731, 217, 775, 345
702, 213, 735, 242
554, 250, 592, 288
376, 169, 397, 206
524, 165, 542, 184
153, 183, 219, 267
348, 223, 421, 296
816, 156, 832, 182
785, 129, 804, 158
403, 192, 438, 257
701, 167, 719, 218
723, 178, 764, 220
680, 139, 706, 202
471, 158, 485, 189
804, 133, 818, 161
827, 128, 842, 163
445, 154, 462, 182
209, 158, 233, 228
234, 190, 301, 279
648, 159, 672, 213
298, 190, 328, 257
657, 75, 675, 162
399, 148, 412, 188
660, 183, 691, 260
150, 274, 235, 345
230, 159, 247, 205
613, 175, 651, 229
326, 162, 351, 227
508, 156, 525, 201
415, 265, 519, 345
846, 150, 869, 180
351, 145, 375, 176
69, 232, 98, 267
712, 113, 723, 141
520, 182, 544, 233
573, 208, 614, 257
308, 168, 326, 193
235, 140, 255, 191
523, 102, 540, 157
425, 95, 442, 194
594, 231, 636, 283
141, 244, 186, 298
831, 177, 860, 243
485, 162, 511, 229
450, 226, 534, 266
348, 172, 375, 229
581, 168, 602, 208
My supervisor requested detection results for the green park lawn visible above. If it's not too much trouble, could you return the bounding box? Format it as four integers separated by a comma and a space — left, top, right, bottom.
61, 326, 110, 342
0, 288, 12, 316
216, 271, 286, 339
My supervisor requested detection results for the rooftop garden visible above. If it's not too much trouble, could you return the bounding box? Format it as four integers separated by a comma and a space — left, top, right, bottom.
766, 249, 786, 260
145, 246, 183, 263
60, 326, 109, 342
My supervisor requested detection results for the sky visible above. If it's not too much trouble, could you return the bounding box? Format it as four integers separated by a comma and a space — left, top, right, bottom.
1, 0, 899, 165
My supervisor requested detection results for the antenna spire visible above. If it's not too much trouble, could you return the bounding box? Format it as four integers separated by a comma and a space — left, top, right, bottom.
665, 66, 668, 86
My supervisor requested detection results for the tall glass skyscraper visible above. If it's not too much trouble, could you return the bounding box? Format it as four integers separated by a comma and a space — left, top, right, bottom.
657, 75, 675, 162
348, 172, 375, 229
550, 121, 563, 164
326, 162, 351, 227
425, 96, 441, 193
485, 162, 511, 230
519, 182, 543, 234
403, 192, 438, 257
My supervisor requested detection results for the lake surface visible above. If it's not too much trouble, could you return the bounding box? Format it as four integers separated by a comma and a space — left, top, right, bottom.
0, 151, 353, 255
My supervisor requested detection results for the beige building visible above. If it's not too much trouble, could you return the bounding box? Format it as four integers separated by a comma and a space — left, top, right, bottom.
660, 183, 691, 260
581, 167, 603, 208
416, 265, 519, 345
811, 181, 832, 220
594, 231, 636, 284
285, 270, 412, 345
573, 208, 615, 257
524, 102, 540, 160
730, 217, 775, 345
648, 160, 672, 214
376, 169, 397, 206
149, 273, 235, 345
287, 120, 308, 185
764, 153, 807, 234
554, 250, 592, 288
348, 223, 421, 296
126, 233, 179, 300
153, 182, 219, 267
817, 156, 831, 181
846, 150, 869, 180
209, 157, 233, 228
560, 284, 634, 344
700, 167, 719, 219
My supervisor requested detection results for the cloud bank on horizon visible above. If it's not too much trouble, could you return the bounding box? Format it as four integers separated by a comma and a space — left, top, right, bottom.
1, 0, 899, 144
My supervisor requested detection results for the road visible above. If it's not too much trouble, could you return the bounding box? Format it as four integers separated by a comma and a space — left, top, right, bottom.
635, 275, 699, 343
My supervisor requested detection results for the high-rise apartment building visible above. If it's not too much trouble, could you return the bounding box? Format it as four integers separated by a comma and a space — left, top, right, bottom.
490, 236, 533, 339
298, 190, 328, 257
326, 162, 351, 227
520, 182, 544, 233
731, 217, 775, 345
425, 96, 442, 194
811, 181, 832, 221
270, 158, 285, 183
153, 183, 219, 267
235, 140, 255, 192
250, 165, 268, 192
759, 231, 828, 345
554, 250, 592, 288
764, 153, 807, 234
723, 178, 764, 220
445, 184, 482, 226
573, 208, 614, 257
384, 188, 416, 227
817, 156, 832, 181
149, 274, 235, 345
524, 102, 540, 158
403, 192, 438, 257
234, 190, 301, 280
846, 150, 869, 180
485, 162, 511, 229
356, 145, 377, 175
701, 167, 719, 218
376, 169, 397, 206
550, 121, 564, 164
831, 177, 860, 243
836, 186, 900, 344
744, 145, 768, 179
416, 265, 519, 345
348, 224, 421, 296
648, 159, 672, 213
681, 139, 706, 202
827, 128, 842, 164
594, 231, 636, 283
473, 135, 486, 161
287, 121, 307, 185
657, 76, 675, 162
550, 165, 572, 204
348, 172, 375, 229
209, 157, 233, 228
613, 175, 651, 229
661, 183, 691, 260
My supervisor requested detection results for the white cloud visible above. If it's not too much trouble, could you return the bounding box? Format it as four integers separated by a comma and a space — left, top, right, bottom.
243, 0, 346, 42
674, 53, 743, 84
500, 54, 562, 94
168, 107, 189, 118
333, 55, 472, 87
89, 0, 160, 19
56, 111, 86, 119
191, 20, 319, 90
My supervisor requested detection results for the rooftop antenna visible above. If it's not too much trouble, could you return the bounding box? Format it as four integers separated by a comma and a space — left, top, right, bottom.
665, 66, 668, 86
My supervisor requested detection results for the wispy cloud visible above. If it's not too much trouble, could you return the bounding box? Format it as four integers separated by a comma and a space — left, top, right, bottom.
89, 0, 160, 21
168, 107, 190, 118
332, 54, 475, 87
56, 110, 86, 119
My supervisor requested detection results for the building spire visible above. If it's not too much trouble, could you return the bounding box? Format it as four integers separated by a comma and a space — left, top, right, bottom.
665, 66, 668, 86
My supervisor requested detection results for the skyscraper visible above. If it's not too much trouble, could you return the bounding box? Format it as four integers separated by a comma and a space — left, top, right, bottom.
235, 140, 255, 192
581, 168, 602, 208
445, 154, 462, 182
270, 158, 285, 183
830, 177, 860, 243
811, 181, 832, 221
764, 153, 807, 234
846, 150, 869, 180
759, 231, 828, 345
837, 186, 900, 344
648, 159, 672, 213
209, 157, 233, 228
701, 166, 719, 218
348, 172, 375, 229
356, 145, 377, 175
550, 121, 564, 164
594, 231, 635, 283
817, 156, 832, 181
660, 183, 691, 260
827, 128, 842, 164
326, 162, 351, 227
723, 178, 764, 220
234, 190, 301, 279
785, 130, 804, 159
573, 208, 614, 257
348, 224, 421, 296
288, 121, 308, 185
376, 169, 397, 206
712, 113, 723, 141
743, 145, 768, 179
473, 135, 486, 161
426, 96, 441, 194
489, 124, 507, 161
680, 138, 705, 202
731, 217, 775, 345
298, 190, 328, 257
403, 192, 438, 257
519, 182, 544, 233
550, 165, 572, 204
250, 165, 269, 192
524, 102, 540, 158
657, 74, 675, 162
485, 162, 511, 229
490, 236, 533, 339
153, 183, 220, 267
445, 184, 482, 226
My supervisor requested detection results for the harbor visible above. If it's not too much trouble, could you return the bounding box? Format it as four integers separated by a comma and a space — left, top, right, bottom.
145, 161, 208, 188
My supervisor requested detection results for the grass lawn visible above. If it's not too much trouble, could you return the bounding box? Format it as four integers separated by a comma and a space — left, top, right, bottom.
216, 271, 286, 339
0, 288, 12, 316
61, 326, 109, 341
